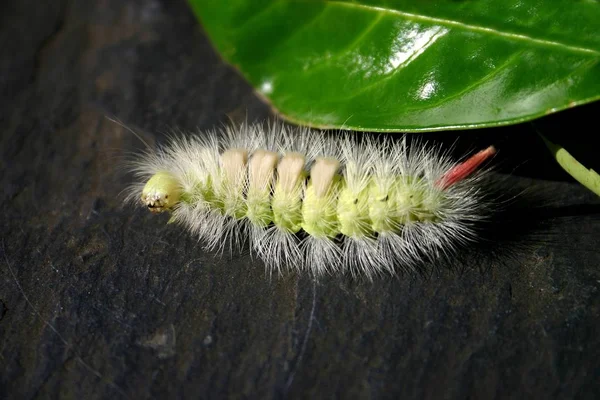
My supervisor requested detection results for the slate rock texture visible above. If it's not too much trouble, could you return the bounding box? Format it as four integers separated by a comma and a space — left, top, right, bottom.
1, 0, 600, 399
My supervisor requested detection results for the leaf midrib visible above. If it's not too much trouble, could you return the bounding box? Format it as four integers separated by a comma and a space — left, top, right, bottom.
331, 1, 600, 56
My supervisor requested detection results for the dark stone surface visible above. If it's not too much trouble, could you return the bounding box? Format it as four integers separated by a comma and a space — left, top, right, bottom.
1, 0, 599, 398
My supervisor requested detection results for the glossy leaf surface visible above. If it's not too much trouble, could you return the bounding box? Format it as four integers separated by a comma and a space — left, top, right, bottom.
189, 0, 600, 131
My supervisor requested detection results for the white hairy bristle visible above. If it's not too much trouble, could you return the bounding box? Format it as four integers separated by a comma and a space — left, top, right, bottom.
126, 121, 494, 278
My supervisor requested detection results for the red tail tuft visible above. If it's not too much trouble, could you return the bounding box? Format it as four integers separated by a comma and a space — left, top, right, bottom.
437, 146, 496, 190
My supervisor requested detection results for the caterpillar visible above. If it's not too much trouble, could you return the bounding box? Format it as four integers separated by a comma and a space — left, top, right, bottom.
125, 121, 496, 278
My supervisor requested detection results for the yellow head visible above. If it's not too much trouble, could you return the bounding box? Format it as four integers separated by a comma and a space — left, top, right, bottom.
141, 172, 182, 213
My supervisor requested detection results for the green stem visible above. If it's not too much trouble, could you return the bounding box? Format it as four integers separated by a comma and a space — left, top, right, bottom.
539, 133, 600, 197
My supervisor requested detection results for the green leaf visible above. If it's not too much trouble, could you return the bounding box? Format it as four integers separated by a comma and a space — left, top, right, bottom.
188, 0, 600, 132
540, 134, 600, 197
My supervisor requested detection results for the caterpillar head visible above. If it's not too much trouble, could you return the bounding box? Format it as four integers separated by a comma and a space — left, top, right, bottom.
141, 172, 182, 213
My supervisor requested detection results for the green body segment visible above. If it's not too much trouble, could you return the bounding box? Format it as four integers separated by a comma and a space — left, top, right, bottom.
337, 185, 373, 238
272, 182, 303, 233
154, 172, 445, 237
246, 188, 274, 227
300, 177, 342, 238
368, 181, 399, 233
214, 177, 247, 219
180, 175, 212, 205
368, 178, 442, 232
396, 179, 442, 223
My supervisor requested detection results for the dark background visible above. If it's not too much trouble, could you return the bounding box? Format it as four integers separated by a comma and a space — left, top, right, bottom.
1, 0, 599, 399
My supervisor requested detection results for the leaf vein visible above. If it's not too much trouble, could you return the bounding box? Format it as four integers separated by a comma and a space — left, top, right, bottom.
331, 1, 600, 56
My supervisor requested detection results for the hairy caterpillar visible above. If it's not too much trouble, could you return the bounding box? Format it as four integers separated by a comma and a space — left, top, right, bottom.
126, 121, 496, 278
